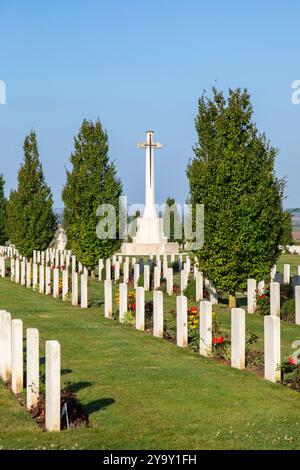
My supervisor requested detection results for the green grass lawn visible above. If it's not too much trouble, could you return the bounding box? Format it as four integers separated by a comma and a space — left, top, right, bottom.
1, 254, 300, 449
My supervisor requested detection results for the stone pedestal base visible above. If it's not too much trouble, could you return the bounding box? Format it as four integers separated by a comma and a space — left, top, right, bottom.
121, 242, 179, 256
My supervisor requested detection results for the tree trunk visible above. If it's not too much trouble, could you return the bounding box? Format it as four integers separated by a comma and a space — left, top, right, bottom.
228, 294, 236, 308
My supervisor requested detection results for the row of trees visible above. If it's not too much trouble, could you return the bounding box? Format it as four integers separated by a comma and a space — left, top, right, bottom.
0, 121, 123, 262
0, 88, 294, 302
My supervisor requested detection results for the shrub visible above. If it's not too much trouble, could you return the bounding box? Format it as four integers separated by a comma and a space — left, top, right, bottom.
281, 359, 300, 391
138, 274, 144, 287
256, 287, 270, 315
123, 311, 135, 325
183, 279, 196, 300
163, 310, 176, 341
281, 299, 295, 322
171, 261, 180, 272
281, 284, 294, 301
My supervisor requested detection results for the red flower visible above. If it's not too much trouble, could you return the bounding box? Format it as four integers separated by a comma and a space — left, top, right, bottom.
213, 336, 224, 344
51, 265, 55, 270
289, 356, 296, 366
259, 294, 266, 299
189, 306, 198, 315
48, 282, 51, 287
61, 265, 65, 270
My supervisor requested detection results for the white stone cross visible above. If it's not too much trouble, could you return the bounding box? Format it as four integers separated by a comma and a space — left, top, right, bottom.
138, 130, 162, 219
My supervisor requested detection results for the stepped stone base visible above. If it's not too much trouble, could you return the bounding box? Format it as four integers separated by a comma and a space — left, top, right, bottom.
121, 242, 179, 256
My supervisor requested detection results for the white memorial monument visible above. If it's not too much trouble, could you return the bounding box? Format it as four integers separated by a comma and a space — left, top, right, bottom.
121, 131, 179, 255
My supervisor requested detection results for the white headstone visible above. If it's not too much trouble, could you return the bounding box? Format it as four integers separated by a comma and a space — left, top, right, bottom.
53, 268, 59, 298
26, 328, 39, 409
105, 258, 111, 280
144, 264, 150, 291
231, 308, 245, 369
264, 315, 281, 383
39, 265, 45, 294
199, 300, 212, 357
114, 261, 120, 281
11, 319, 23, 394
119, 283, 127, 322
26, 261, 31, 288
166, 267, 173, 296
247, 278, 257, 314
135, 287, 145, 331
134, 264, 140, 288
153, 290, 163, 337
283, 264, 290, 284
104, 280, 112, 318
72, 272, 78, 306
270, 281, 280, 317
98, 259, 104, 281
123, 261, 129, 284
196, 271, 203, 302
45, 266, 51, 295
62, 269, 68, 300
176, 295, 188, 347
81, 274, 88, 308
45, 340, 61, 432
154, 266, 160, 289
1, 311, 11, 382
180, 269, 188, 293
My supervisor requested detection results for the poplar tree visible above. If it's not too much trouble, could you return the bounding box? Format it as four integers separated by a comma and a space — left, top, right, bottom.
6, 131, 57, 257
62, 119, 123, 267
187, 88, 284, 306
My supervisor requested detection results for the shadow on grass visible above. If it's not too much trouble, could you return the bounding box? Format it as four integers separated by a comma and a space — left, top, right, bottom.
84, 398, 115, 416
69, 381, 93, 393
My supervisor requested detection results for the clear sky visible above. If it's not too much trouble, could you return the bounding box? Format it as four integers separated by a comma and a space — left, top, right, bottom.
0, 0, 299, 209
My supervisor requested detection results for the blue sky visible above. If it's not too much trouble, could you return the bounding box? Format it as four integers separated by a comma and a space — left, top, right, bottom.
0, 0, 299, 208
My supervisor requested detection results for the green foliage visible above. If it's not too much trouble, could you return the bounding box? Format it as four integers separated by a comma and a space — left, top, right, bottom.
183, 278, 196, 300
123, 310, 135, 325
281, 210, 293, 245
62, 119, 123, 267
187, 87, 285, 293
5, 131, 57, 257
281, 299, 295, 322
171, 260, 180, 272
256, 287, 270, 316
0, 174, 7, 244
137, 274, 144, 287
163, 196, 183, 243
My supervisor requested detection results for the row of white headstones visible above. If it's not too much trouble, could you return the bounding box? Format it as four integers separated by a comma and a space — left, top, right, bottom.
0, 248, 297, 401
0, 248, 89, 309
0, 311, 61, 432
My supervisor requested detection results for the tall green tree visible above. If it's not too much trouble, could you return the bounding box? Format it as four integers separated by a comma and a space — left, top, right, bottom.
187, 88, 285, 306
163, 196, 183, 244
0, 174, 7, 245
62, 119, 123, 267
6, 131, 57, 257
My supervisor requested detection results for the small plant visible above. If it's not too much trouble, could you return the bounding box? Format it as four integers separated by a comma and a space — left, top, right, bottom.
123, 310, 135, 325
64, 291, 72, 303
245, 330, 263, 369
157, 278, 167, 293
172, 283, 180, 295
212, 335, 231, 361
256, 287, 270, 315
183, 279, 196, 300
281, 358, 300, 391
281, 299, 295, 322
138, 274, 144, 287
